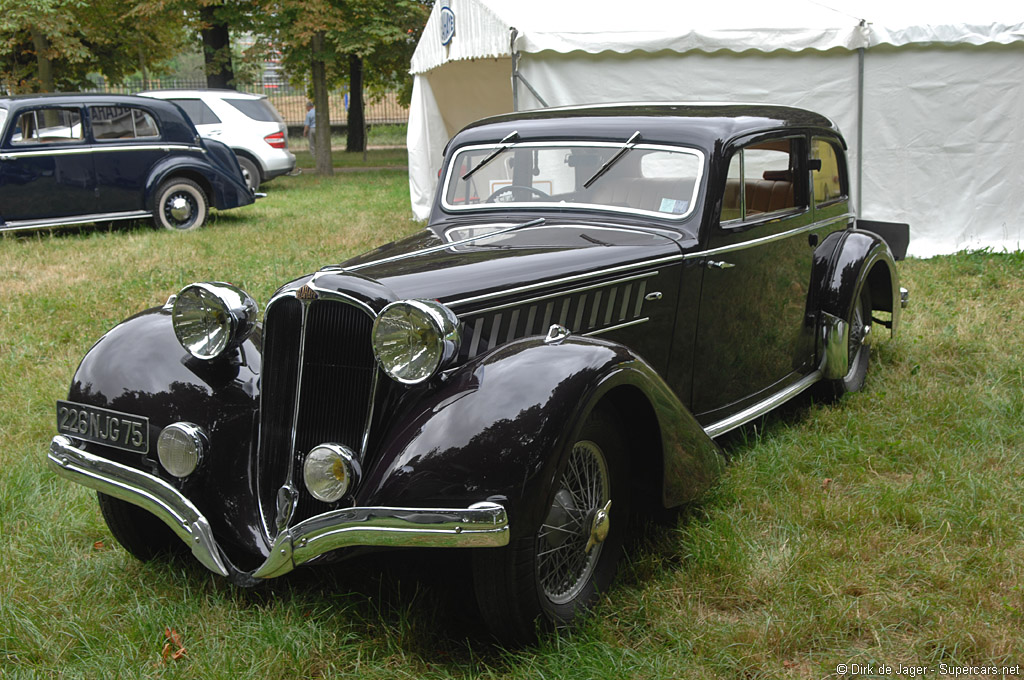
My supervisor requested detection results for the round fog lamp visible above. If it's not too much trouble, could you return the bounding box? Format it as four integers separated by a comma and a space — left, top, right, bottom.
303, 444, 361, 503
372, 299, 460, 384
172, 282, 258, 360
157, 422, 207, 478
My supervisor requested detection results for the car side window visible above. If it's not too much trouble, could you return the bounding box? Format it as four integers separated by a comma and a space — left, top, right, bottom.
90, 106, 160, 141
170, 99, 221, 126
11, 107, 83, 145
812, 137, 846, 206
722, 138, 804, 224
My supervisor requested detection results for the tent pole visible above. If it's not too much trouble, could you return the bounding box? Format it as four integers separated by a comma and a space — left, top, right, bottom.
511, 28, 520, 112
857, 44, 865, 217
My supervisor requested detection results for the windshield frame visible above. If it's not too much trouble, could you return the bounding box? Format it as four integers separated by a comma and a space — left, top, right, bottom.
440, 140, 706, 222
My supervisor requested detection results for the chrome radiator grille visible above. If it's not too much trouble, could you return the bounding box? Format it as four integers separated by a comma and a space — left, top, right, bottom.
258, 296, 377, 529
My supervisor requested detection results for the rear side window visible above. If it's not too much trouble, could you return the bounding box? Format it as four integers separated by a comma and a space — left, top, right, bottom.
90, 106, 160, 140
170, 99, 221, 126
812, 138, 846, 206
11, 107, 83, 144
224, 98, 282, 123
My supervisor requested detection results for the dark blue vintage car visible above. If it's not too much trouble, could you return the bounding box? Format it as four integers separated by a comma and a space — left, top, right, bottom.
0, 93, 253, 232
49, 103, 909, 644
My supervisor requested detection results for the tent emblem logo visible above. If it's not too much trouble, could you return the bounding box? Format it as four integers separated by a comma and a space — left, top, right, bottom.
440, 6, 456, 47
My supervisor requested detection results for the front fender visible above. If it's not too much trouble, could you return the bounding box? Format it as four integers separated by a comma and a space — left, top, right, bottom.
357, 335, 724, 539
66, 305, 267, 563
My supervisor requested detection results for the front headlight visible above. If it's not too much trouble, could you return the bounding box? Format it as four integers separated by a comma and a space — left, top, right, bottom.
171, 282, 258, 360
303, 444, 361, 503
371, 299, 460, 384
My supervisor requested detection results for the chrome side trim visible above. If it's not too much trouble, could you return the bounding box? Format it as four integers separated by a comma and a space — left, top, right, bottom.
1, 144, 201, 159
582, 317, 650, 337
1, 210, 151, 231
448, 255, 682, 309
684, 214, 854, 260
703, 370, 822, 439
48, 435, 230, 577
468, 270, 658, 316
49, 435, 510, 581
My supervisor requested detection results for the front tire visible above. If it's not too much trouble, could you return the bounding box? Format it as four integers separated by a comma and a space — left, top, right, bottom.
151, 178, 208, 231
472, 408, 629, 644
96, 492, 185, 562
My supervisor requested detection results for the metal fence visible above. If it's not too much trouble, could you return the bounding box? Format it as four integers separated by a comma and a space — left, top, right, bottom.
95, 77, 409, 127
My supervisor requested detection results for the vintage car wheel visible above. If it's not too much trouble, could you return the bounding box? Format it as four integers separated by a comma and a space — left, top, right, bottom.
826, 286, 873, 398
96, 492, 186, 561
473, 408, 629, 644
486, 184, 552, 203
236, 155, 261, 192
152, 178, 208, 231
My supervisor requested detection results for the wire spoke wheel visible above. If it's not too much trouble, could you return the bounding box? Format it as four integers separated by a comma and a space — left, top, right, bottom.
536, 440, 610, 604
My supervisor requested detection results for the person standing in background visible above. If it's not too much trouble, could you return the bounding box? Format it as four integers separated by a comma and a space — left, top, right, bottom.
303, 101, 316, 155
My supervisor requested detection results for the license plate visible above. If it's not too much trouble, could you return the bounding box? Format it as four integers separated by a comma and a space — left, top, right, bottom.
56, 400, 150, 454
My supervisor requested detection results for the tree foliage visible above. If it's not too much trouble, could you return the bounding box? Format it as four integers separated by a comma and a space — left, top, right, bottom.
0, 0, 187, 92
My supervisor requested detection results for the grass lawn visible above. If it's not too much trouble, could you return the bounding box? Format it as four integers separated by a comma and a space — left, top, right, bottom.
1, 170, 1022, 678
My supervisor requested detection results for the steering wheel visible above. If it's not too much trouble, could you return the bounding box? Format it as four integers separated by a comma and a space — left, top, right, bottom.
485, 185, 551, 203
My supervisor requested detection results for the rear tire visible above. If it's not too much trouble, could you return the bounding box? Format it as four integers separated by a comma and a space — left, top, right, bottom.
151, 178, 207, 231
823, 286, 872, 399
236, 155, 261, 192
96, 492, 185, 562
472, 407, 629, 644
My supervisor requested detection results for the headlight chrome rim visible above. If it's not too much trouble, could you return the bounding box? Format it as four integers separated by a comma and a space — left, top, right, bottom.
303, 444, 362, 503
372, 299, 460, 385
157, 422, 207, 478
171, 281, 258, 360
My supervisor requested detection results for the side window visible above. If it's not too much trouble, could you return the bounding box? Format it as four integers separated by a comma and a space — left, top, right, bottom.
11, 107, 83, 144
90, 106, 160, 140
722, 138, 804, 223
171, 99, 221, 126
812, 138, 846, 206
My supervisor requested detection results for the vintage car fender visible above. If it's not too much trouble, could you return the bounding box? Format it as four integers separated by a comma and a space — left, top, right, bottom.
356, 334, 725, 539
66, 305, 267, 558
143, 140, 253, 211
811, 229, 902, 379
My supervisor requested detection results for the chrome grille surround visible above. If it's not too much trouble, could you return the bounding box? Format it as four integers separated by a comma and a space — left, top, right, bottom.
256, 286, 381, 537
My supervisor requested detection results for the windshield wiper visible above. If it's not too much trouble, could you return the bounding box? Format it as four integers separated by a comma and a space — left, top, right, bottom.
461, 130, 519, 181
582, 131, 641, 189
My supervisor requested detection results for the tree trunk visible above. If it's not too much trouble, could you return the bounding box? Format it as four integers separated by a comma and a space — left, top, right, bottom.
200, 5, 234, 90
311, 31, 332, 176
346, 53, 366, 153
29, 27, 54, 92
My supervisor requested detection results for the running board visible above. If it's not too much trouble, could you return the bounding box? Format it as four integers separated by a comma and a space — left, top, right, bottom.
702, 370, 822, 439
1, 210, 151, 232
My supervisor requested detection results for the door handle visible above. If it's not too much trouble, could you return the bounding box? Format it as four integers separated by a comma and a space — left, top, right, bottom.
706, 260, 735, 269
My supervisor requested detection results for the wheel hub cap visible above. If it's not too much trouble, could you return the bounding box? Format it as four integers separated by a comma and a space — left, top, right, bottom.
585, 500, 612, 554
168, 195, 192, 223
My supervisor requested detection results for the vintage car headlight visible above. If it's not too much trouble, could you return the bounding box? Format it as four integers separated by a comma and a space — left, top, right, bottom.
371, 299, 460, 384
157, 422, 207, 478
303, 444, 361, 503
171, 282, 258, 360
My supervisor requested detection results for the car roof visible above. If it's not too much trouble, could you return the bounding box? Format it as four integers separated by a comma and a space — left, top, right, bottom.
453, 102, 845, 152
138, 90, 266, 101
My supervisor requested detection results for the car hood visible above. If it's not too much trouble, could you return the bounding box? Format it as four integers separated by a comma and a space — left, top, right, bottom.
287, 220, 692, 314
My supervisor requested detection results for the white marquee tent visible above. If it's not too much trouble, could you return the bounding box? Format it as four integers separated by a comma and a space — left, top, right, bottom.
407, 0, 1024, 256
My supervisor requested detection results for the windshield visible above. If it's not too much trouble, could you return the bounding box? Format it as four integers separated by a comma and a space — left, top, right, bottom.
443, 141, 704, 220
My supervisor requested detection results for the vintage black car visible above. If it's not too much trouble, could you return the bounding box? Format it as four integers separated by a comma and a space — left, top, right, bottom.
0, 93, 253, 232
49, 103, 908, 643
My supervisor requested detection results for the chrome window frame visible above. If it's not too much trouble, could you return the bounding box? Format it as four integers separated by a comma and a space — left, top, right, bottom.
440, 140, 706, 221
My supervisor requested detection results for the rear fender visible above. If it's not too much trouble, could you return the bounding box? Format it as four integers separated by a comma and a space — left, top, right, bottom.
357, 335, 723, 539
813, 229, 902, 337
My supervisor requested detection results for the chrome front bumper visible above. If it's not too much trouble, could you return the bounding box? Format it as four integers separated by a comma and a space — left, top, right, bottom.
48, 435, 510, 580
